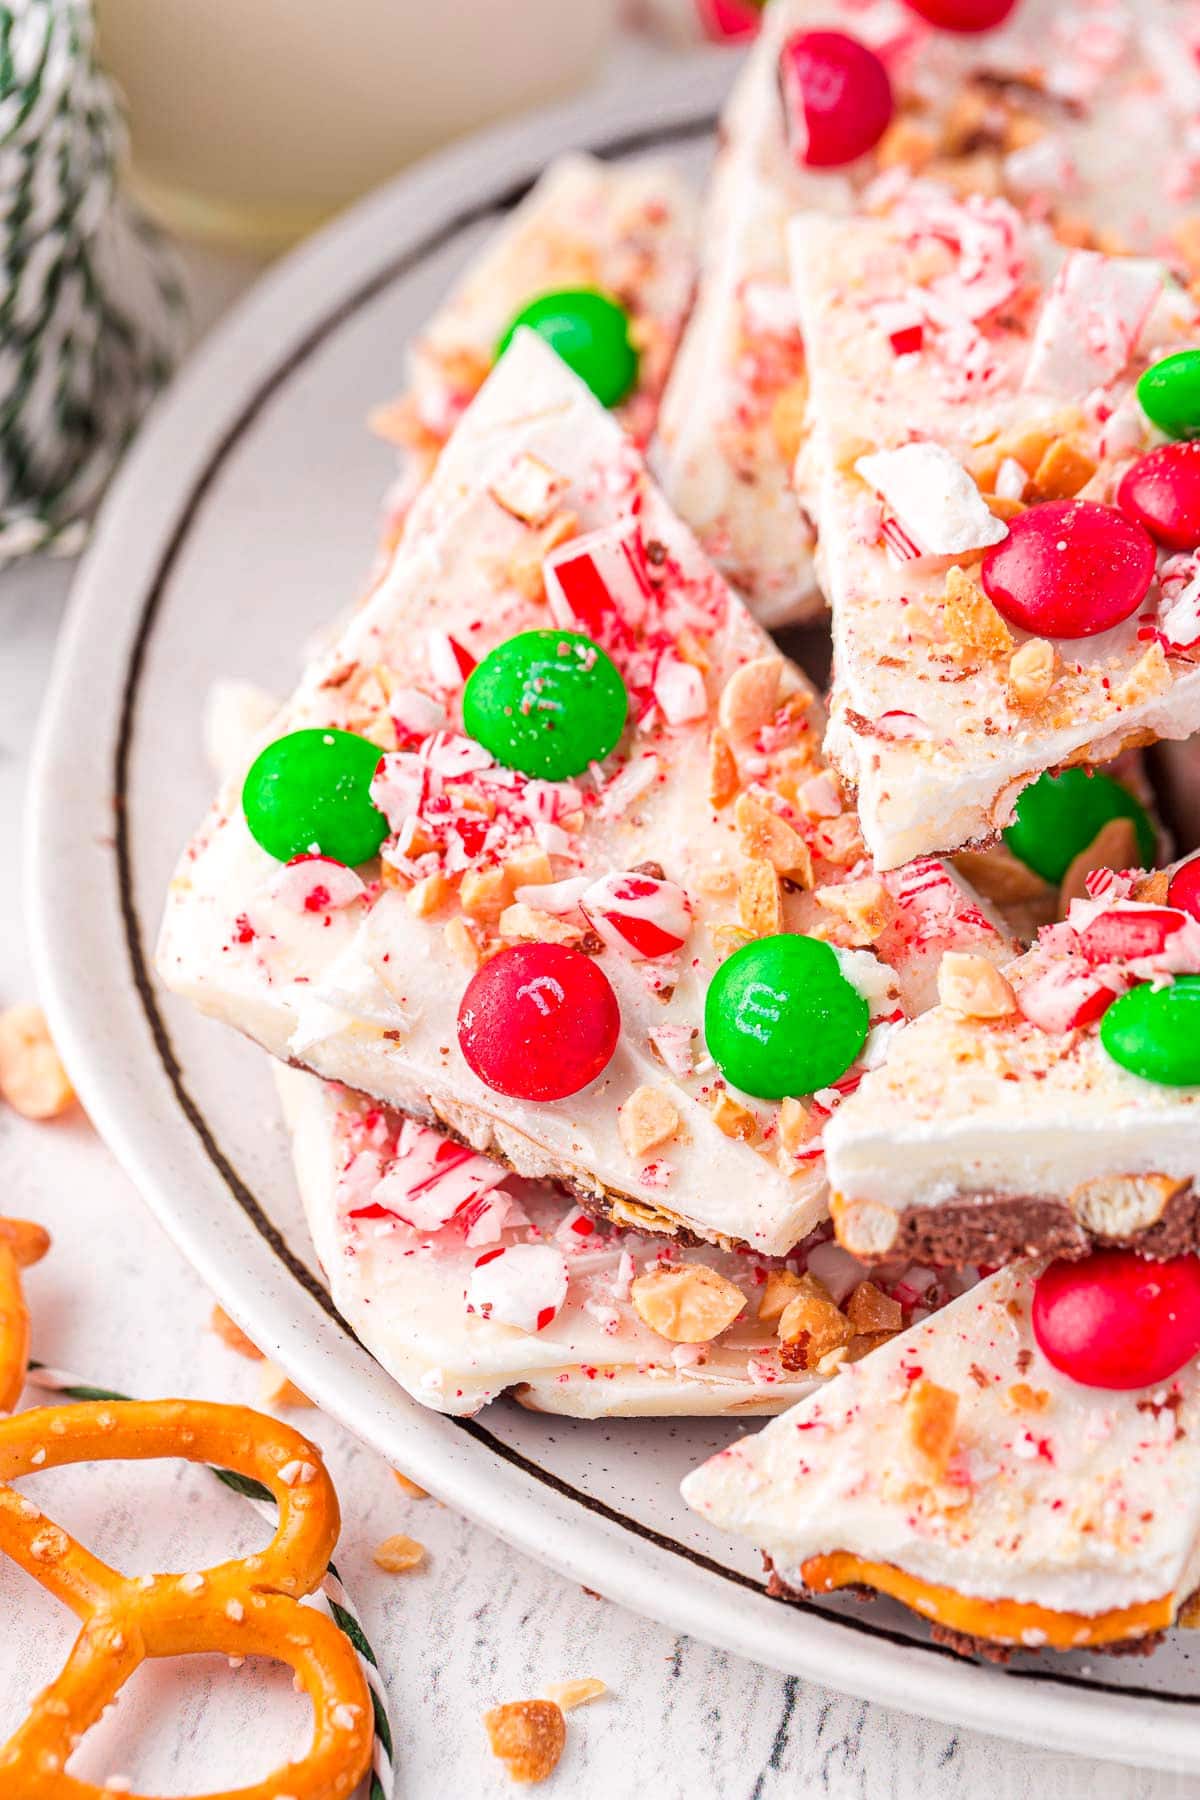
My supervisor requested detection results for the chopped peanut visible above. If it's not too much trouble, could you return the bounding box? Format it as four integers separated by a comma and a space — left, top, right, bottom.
488, 453, 568, 526
459, 867, 513, 925
1007, 638, 1059, 709
941, 565, 1013, 667
210, 1306, 263, 1362
757, 1268, 805, 1325
905, 1379, 959, 1480
717, 655, 782, 741
711, 923, 753, 962
737, 859, 782, 937
814, 877, 894, 946
1134, 869, 1171, 904
1058, 817, 1140, 918
483, 1699, 566, 1786
875, 115, 937, 171
631, 1263, 746, 1344
777, 1096, 819, 1155
618, 1086, 680, 1159
406, 872, 452, 918
845, 1281, 903, 1334
1030, 437, 1096, 501
444, 916, 482, 970
812, 813, 865, 868
373, 1532, 426, 1574
707, 728, 739, 809
1111, 642, 1170, 709
258, 1362, 313, 1410
0, 1005, 74, 1120
498, 903, 579, 945
734, 794, 813, 884
1003, 1382, 1051, 1414
543, 1678, 606, 1712
937, 952, 1017, 1020
710, 1090, 757, 1142
504, 845, 555, 889
392, 1469, 428, 1499
777, 1275, 852, 1372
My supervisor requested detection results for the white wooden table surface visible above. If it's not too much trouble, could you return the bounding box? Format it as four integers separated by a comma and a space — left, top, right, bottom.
1, 239, 1198, 1800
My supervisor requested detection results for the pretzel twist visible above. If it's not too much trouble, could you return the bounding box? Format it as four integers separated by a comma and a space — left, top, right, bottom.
0, 1221, 374, 1799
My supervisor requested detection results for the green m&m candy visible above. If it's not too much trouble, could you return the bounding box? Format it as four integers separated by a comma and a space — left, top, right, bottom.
463, 629, 627, 781
704, 934, 869, 1101
1100, 977, 1200, 1086
1137, 349, 1200, 441
242, 727, 387, 865
497, 288, 639, 408
1003, 767, 1155, 885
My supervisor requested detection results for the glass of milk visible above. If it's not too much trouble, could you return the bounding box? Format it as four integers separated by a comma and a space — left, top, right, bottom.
96, 0, 619, 251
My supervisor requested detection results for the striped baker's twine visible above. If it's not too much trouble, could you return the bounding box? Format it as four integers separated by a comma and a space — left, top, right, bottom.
25, 1364, 396, 1800
0, 0, 185, 564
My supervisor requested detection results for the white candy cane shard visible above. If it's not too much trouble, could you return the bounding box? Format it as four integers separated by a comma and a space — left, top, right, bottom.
467, 1243, 569, 1334
268, 856, 367, 914
854, 444, 1008, 557
1022, 251, 1165, 399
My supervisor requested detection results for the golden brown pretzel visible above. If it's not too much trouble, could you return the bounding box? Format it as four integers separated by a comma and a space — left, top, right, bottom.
0, 1221, 374, 1798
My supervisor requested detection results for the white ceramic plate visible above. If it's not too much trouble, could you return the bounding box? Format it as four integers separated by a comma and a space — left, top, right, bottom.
28, 54, 1200, 1770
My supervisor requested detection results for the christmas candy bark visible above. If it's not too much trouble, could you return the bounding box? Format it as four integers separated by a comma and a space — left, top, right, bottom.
277, 1065, 957, 1417
159, 332, 1013, 1258
682, 1255, 1200, 1657
791, 197, 1200, 869
823, 860, 1200, 1267
655, 0, 1198, 628
372, 153, 697, 552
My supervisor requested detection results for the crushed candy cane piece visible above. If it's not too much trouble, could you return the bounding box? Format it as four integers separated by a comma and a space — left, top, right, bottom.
855, 443, 1008, 556
467, 1243, 568, 1334
488, 452, 569, 526
581, 870, 691, 959
544, 520, 651, 637
1023, 251, 1163, 399
653, 654, 707, 724
269, 854, 366, 914
367, 1118, 506, 1232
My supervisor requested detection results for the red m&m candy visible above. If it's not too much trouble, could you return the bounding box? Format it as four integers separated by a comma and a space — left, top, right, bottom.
457, 942, 620, 1102
980, 499, 1155, 639
1032, 1250, 1200, 1390
1168, 855, 1200, 923
901, 0, 1018, 29
1118, 441, 1200, 552
779, 30, 894, 169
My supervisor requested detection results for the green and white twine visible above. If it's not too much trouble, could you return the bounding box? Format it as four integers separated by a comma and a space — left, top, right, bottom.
0, 0, 185, 563
25, 1363, 396, 1800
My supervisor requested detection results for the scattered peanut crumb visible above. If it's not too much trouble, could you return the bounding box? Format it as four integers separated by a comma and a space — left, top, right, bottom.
814, 877, 893, 946
617, 1085, 680, 1159
941, 565, 1013, 668
482, 1699, 566, 1785
258, 1362, 313, 1409
210, 1305, 263, 1361
709, 1090, 757, 1143
543, 1677, 606, 1712
757, 1268, 805, 1325
845, 1281, 903, 1334
392, 1469, 428, 1500
737, 858, 782, 937
406, 872, 452, 918
373, 1532, 426, 1574
717, 655, 782, 740
777, 1096, 819, 1156
937, 952, 1017, 1020
0, 1004, 75, 1120
708, 728, 739, 810
905, 1378, 959, 1480
1007, 638, 1058, 709
777, 1275, 853, 1372
734, 793, 813, 885
630, 1264, 746, 1344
